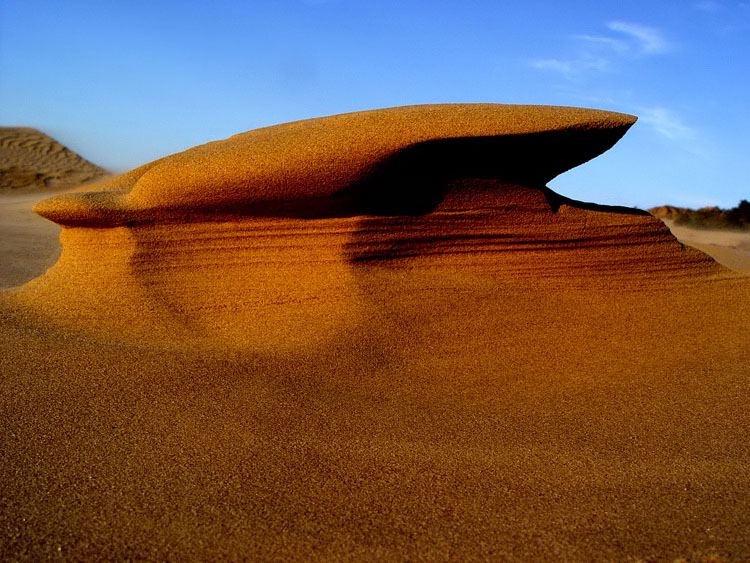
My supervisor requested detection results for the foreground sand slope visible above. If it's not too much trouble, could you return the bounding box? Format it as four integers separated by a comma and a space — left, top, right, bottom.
1, 105, 749, 561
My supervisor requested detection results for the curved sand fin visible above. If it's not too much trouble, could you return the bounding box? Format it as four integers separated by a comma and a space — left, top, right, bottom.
33, 104, 636, 226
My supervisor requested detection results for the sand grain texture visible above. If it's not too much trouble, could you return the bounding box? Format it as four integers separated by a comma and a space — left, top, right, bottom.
1, 105, 749, 561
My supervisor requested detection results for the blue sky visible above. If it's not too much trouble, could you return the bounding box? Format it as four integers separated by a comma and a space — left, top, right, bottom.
1, 0, 748, 208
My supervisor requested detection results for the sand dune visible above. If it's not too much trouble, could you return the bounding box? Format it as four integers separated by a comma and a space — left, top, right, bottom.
662, 219, 750, 275
0, 127, 106, 191
0, 189, 65, 288
1, 105, 749, 561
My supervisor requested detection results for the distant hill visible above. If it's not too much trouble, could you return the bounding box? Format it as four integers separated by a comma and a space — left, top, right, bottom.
650, 200, 750, 231
0, 127, 106, 190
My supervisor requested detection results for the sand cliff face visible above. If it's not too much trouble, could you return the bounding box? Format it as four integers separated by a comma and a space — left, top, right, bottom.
17, 105, 734, 349
0, 127, 106, 190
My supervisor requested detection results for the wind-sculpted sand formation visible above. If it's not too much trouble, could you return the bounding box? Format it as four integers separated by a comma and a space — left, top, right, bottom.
0, 127, 106, 190
21, 105, 728, 347
1, 105, 749, 561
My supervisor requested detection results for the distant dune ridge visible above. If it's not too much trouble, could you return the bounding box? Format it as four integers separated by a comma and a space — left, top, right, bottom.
19, 104, 734, 347
650, 201, 750, 230
0, 127, 106, 190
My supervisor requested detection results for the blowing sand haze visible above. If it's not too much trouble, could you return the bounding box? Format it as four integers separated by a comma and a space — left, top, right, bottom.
1, 104, 749, 560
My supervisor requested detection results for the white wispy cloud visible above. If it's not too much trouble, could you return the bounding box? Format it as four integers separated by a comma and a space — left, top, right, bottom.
531, 21, 673, 79
531, 55, 609, 78
532, 59, 576, 76
573, 34, 629, 54
638, 107, 697, 141
606, 21, 673, 54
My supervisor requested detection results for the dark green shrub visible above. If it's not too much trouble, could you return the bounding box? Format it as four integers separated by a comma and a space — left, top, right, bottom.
672, 200, 750, 230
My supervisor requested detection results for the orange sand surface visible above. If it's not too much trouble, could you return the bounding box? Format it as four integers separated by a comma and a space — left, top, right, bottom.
1, 105, 749, 561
